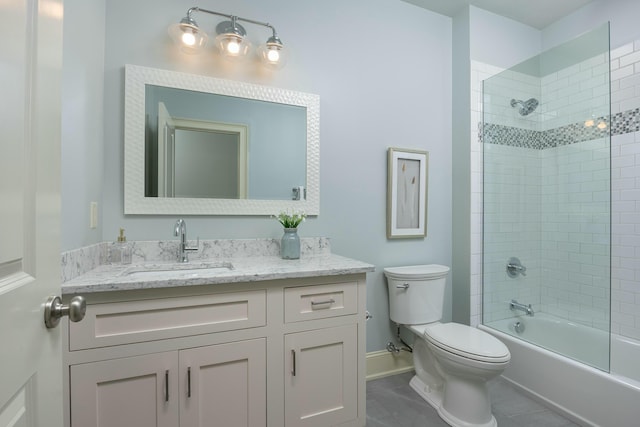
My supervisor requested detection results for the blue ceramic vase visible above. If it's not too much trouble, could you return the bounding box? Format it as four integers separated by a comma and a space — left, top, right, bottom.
280, 228, 300, 259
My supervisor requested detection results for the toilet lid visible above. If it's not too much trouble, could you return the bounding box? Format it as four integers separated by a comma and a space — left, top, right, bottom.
383, 264, 450, 280
424, 323, 510, 363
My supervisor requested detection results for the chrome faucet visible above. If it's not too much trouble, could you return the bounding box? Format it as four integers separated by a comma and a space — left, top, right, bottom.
174, 219, 199, 263
510, 299, 534, 317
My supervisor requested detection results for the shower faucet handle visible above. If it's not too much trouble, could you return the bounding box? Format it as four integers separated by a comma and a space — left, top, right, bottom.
506, 257, 526, 277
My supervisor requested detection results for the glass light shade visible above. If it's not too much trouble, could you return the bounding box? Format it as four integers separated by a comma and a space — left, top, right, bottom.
258, 38, 288, 69
168, 22, 208, 54
214, 32, 251, 60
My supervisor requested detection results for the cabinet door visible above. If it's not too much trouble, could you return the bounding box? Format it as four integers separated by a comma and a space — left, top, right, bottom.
180, 338, 267, 427
285, 325, 358, 427
70, 352, 179, 427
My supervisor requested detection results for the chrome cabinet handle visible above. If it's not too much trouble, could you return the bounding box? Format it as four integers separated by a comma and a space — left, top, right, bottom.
44, 295, 86, 329
311, 298, 335, 307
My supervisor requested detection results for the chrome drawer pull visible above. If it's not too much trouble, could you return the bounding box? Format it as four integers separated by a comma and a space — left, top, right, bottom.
311, 298, 335, 307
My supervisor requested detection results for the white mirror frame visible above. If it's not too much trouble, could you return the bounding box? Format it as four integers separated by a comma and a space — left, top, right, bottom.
124, 64, 320, 215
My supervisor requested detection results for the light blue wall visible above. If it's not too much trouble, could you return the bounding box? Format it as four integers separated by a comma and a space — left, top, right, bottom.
469, 6, 542, 67
61, 0, 453, 352
61, 0, 106, 249
543, 0, 640, 50
451, 7, 471, 324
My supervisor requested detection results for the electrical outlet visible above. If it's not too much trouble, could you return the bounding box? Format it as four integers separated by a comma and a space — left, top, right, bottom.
90, 202, 98, 229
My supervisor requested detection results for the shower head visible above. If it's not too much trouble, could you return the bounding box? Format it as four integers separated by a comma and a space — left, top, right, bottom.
510, 98, 539, 116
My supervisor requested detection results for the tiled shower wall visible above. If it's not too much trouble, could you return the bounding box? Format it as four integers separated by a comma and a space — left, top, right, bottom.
471, 39, 640, 341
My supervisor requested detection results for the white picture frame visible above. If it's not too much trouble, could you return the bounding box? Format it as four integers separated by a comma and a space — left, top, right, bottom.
387, 147, 428, 239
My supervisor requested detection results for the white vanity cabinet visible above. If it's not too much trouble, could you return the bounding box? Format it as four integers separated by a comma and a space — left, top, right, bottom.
70, 339, 266, 427
63, 273, 368, 427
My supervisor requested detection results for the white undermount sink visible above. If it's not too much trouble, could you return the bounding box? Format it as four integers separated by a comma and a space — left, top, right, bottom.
120, 262, 234, 280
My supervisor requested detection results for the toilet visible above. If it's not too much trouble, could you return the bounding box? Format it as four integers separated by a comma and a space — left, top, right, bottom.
384, 264, 510, 427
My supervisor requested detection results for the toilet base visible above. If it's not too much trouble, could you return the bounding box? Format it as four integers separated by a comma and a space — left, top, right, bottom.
409, 375, 497, 427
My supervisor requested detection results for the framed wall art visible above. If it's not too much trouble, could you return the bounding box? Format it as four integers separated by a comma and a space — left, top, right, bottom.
387, 147, 428, 239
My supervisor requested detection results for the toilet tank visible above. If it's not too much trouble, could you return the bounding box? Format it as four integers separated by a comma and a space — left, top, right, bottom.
383, 264, 450, 325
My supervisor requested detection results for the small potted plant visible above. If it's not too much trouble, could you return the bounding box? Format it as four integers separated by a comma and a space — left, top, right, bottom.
276, 210, 306, 259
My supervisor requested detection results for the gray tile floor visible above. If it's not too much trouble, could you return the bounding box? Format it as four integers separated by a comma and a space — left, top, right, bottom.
366, 372, 581, 427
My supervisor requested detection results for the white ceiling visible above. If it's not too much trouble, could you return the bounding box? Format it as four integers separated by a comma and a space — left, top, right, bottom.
402, 0, 595, 29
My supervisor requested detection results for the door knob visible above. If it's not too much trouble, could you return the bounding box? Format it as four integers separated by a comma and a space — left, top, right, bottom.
44, 295, 86, 329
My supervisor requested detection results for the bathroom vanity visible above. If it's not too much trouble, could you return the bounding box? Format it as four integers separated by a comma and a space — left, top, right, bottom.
61, 240, 373, 427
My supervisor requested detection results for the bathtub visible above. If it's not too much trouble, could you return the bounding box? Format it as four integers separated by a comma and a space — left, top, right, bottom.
480, 314, 640, 426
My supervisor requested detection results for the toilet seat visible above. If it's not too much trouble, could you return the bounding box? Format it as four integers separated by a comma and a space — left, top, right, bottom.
410, 323, 510, 363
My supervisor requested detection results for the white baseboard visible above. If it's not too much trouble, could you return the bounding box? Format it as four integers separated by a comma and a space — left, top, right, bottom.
366, 350, 414, 381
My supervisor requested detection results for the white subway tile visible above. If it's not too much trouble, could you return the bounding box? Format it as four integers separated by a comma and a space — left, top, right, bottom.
620, 96, 640, 112
619, 50, 640, 68
610, 58, 620, 71
611, 64, 635, 81
611, 43, 634, 60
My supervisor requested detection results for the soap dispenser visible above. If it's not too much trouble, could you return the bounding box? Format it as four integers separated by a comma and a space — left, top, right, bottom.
113, 228, 132, 265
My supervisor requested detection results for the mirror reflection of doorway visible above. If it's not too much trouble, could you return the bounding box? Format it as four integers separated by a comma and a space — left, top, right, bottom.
157, 102, 248, 198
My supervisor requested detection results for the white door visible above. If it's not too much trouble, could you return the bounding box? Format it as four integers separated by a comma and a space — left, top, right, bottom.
0, 0, 64, 425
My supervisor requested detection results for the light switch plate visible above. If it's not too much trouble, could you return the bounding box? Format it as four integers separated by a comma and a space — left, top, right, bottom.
90, 202, 98, 229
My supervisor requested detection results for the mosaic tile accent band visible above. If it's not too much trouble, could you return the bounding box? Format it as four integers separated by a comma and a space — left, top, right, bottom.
611, 107, 640, 135
480, 108, 640, 149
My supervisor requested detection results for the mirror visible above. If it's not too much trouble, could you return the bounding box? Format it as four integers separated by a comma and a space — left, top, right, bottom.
124, 64, 320, 215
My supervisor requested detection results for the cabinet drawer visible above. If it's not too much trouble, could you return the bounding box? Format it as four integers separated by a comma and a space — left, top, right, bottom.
284, 282, 357, 323
69, 289, 266, 350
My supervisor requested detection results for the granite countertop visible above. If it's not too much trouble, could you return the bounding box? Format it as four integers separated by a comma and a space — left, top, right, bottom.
62, 250, 375, 295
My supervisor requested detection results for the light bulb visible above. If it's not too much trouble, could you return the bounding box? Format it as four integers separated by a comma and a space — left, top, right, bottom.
168, 20, 207, 54
584, 119, 595, 127
267, 48, 280, 63
597, 121, 607, 129
181, 31, 196, 46
258, 36, 288, 69
227, 40, 240, 55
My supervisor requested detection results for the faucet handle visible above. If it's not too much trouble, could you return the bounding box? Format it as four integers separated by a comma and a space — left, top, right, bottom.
185, 237, 200, 252
506, 257, 526, 277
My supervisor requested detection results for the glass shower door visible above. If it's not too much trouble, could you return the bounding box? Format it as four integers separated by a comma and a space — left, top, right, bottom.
482, 23, 611, 371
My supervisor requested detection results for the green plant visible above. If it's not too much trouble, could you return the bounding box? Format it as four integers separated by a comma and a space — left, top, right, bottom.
275, 210, 306, 228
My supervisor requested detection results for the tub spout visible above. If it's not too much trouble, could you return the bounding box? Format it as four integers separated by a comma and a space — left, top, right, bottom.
510, 299, 534, 316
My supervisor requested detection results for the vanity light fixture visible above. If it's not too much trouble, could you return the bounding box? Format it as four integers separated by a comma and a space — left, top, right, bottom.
168, 7, 289, 69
